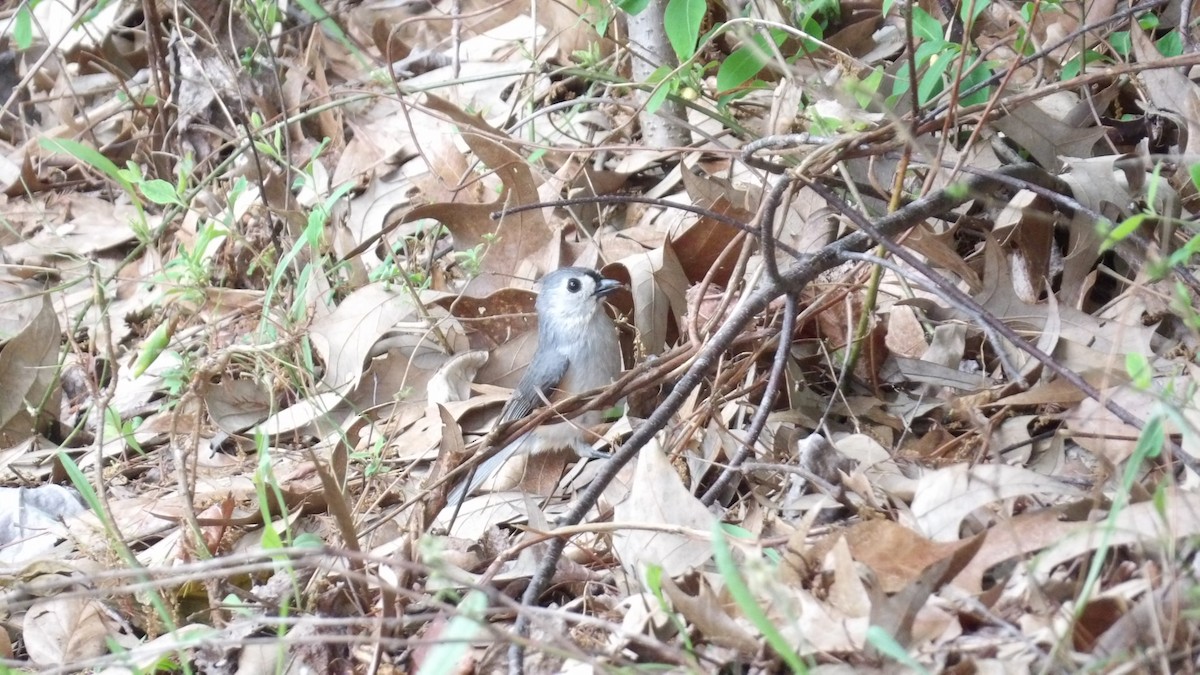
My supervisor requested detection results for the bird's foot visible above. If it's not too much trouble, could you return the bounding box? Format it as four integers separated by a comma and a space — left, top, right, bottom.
572, 442, 611, 460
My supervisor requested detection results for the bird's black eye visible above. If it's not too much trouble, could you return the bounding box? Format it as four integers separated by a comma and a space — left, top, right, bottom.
566, 278, 582, 293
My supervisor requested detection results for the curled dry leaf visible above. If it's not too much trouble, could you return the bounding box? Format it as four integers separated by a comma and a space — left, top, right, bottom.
0, 289, 58, 441
23, 596, 116, 667
884, 304, 928, 359
427, 350, 489, 405
399, 95, 558, 294
204, 377, 274, 434
308, 282, 421, 393
606, 243, 689, 356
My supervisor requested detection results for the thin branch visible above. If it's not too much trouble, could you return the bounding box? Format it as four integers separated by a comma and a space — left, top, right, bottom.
700, 294, 797, 506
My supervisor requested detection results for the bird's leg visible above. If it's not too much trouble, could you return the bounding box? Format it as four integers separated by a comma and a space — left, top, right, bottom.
571, 439, 611, 460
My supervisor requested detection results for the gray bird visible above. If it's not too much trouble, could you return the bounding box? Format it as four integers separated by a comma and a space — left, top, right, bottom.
448, 267, 623, 504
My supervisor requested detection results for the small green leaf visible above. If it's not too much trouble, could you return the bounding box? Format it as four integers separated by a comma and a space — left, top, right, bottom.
918, 48, 955, 105
645, 84, 670, 114
40, 137, 131, 192
716, 31, 784, 92
139, 179, 184, 206
1133, 414, 1164, 461
1125, 352, 1152, 389
959, 0, 990, 26
1157, 30, 1183, 57
644, 66, 673, 114
664, 0, 705, 61
797, 15, 824, 53
417, 591, 488, 675
1060, 48, 1108, 80
911, 8, 943, 43
1110, 31, 1131, 55
1099, 213, 1144, 252
1061, 58, 1080, 80
615, 0, 651, 14
958, 56, 994, 107
914, 40, 940, 63
944, 182, 970, 199
292, 532, 325, 548
892, 68, 912, 97
645, 563, 664, 597
848, 67, 885, 108
132, 321, 173, 377
13, 7, 34, 50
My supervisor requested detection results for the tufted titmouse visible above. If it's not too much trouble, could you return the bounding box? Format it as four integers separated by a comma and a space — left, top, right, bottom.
448, 267, 623, 504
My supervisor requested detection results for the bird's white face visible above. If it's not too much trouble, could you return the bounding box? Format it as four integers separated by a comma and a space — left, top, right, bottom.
536, 268, 620, 337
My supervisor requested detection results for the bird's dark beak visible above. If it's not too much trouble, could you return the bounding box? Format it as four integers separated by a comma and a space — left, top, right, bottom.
595, 278, 623, 297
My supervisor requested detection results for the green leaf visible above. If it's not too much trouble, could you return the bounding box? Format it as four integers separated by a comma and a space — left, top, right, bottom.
1157, 30, 1183, 57
944, 182, 970, 199
1060, 49, 1107, 80
918, 48, 955, 105
13, 6, 34, 50
644, 66, 673, 114
1099, 213, 1144, 252
1125, 352, 1153, 389
958, 56, 994, 107
1134, 413, 1165, 461
292, 532, 325, 548
716, 31, 785, 92
911, 8, 943, 43
848, 68, 884, 108
959, 0, 990, 26
797, 15, 824, 52
914, 40, 942, 67
1110, 31, 1131, 55
664, 0, 705, 61
40, 137, 131, 192
294, 0, 345, 40
139, 179, 184, 206
615, 0, 651, 14
645, 83, 671, 114
132, 321, 173, 377
892, 67, 912, 97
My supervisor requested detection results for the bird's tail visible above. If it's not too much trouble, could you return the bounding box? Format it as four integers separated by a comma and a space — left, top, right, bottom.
446, 436, 525, 505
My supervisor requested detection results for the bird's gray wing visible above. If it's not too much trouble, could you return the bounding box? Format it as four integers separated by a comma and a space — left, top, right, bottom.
447, 348, 569, 505
496, 347, 569, 425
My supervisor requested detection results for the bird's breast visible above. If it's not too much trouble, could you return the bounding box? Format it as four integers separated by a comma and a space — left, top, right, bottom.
555, 315, 621, 394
